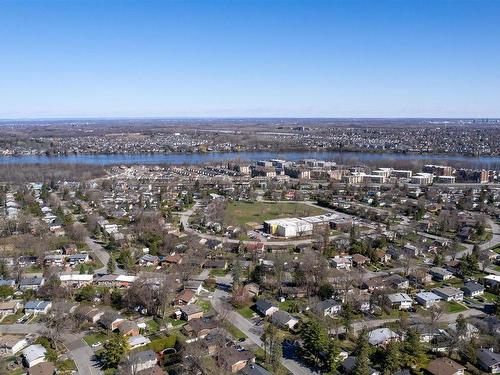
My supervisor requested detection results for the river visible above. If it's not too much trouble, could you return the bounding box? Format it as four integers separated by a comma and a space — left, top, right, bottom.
0, 151, 498, 169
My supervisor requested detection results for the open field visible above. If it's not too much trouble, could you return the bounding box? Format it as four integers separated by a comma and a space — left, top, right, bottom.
223, 201, 326, 227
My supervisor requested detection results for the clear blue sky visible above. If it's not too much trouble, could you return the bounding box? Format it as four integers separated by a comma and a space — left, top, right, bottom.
1, 0, 499, 118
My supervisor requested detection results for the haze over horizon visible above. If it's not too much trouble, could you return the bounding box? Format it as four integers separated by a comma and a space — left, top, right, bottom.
1, 0, 500, 119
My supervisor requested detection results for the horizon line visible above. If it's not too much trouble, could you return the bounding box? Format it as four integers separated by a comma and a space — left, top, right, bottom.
1, 116, 500, 122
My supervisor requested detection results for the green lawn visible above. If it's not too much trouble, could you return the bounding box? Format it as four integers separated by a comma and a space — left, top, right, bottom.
146, 319, 161, 332
223, 201, 325, 227
56, 359, 77, 374
165, 317, 185, 328
197, 300, 212, 313
209, 269, 229, 277
83, 332, 108, 346
484, 291, 499, 302
443, 301, 468, 313
237, 306, 256, 319
279, 299, 300, 312
0, 312, 24, 325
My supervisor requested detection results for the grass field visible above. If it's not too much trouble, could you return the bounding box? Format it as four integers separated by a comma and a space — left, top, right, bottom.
83, 332, 108, 346
443, 301, 468, 313
223, 201, 325, 227
237, 306, 256, 319
197, 300, 212, 313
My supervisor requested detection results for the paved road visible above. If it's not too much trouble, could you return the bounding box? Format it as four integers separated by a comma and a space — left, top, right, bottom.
0, 323, 44, 335
212, 289, 319, 375
64, 333, 103, 375
85, 236, 125, 275
0, 324, 102, 375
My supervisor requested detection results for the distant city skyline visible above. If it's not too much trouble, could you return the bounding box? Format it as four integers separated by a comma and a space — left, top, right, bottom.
1, 0, 500, 119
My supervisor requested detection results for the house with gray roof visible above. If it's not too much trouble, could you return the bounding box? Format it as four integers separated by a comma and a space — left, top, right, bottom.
255, 299, 278, 317
270, 310, 299, 330
476, 348, 500, 374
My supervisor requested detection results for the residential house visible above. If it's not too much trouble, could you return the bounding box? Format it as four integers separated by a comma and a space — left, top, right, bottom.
138, 254, 159, 267
415, 292, 442, 309
367, 328, 400, 347
173, 289, 197, 306
74, 305, 104, 324
43, 254, 65, 267
99, 311, 125, 331
448, 322, 479, 340
118, 320, 140, 336
0, 335, 28, 355
316, 299, 342, 317
270, 310, 299, 330
182, 318, 218, 339
430, 267, 453, 281
0, 300, 22, 317
432, 287, 464, 302
62, 244, 77, 255
164, 253, 183, 265
180, 305, 204, 321
462, 281, 485, 297
185, 280, 204, 295
219, 347, 256, 373
476, 348, 500, 374
386, 274, 409, 290
374, 250, 391, 264
330, 256, 352, 270
128, 335, 151, 350
243, 283, 260, 297
386, 293, 413, 310
239, 364, 273, 375
485, 275, 500, 289
255, 299, 279, 317
22, 344, 47, 367
362, 277, 387, 292
95, 274, 136, 288
0, 279, 16, 287
25, 300, 52, 315
59, 273, 93, 287
124, 350, 157, 373
67, 253, 90, 266
426, 357, 465, 375
204, 259, 228, 270
19, 276, 45, 291
408, 268, 432, 286
351, 254, 370, 267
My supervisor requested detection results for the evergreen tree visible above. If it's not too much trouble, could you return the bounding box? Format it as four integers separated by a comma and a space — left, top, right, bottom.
353, 330, 371, 375
326, 340, 341, 373
382, 341, 401, 374
403, 327, 424, 368
107, 257, 117, 274
300, 320, 328, 366
101, 334, 129, 369
270, 337, 283, 373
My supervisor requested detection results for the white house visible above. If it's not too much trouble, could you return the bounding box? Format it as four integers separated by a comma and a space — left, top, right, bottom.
255, 299, 279, 317
415, 292, 442, 309
386, 293, 413, 310
22, 344, 46, 367
24, 300, 52, 315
